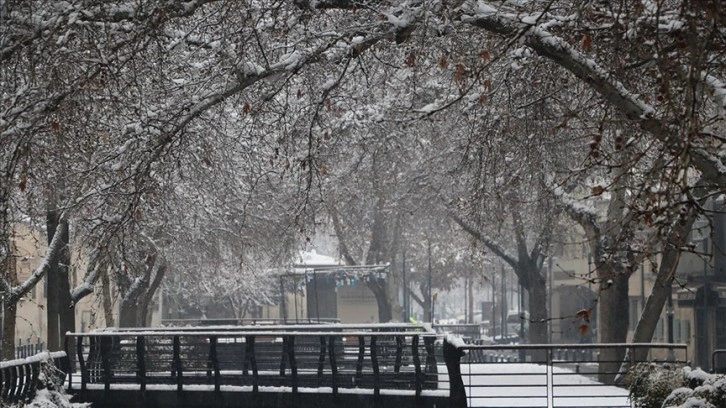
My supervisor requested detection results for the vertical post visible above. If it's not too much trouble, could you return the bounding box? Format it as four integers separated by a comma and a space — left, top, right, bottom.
209, 336, 220, 393
370, 336, 380, 398
136, 336, 146, 393
424, 336, 437, 375
355, 336, 365, 386
667, 284, 675, 361
279, 276, 287, 322
100, 336, 112, 395
64, 335, 72, 391
412, 335, 422, 399
328, 336, 338, 395
501, 264, 507, 338
280, 336, 288, 375
394, 335, 403, 373
403, 247, 408, 322
443, 337, 467, 408
173, 336, 182, 395
77, 336, 87, 396
317, 336, 326, 385
287, 336, 297, 393
245, 336, 258, 393
548, 257, 553, 344
428, 240, 433, 323
29, 360, 41, 401
546, 348, 553, 408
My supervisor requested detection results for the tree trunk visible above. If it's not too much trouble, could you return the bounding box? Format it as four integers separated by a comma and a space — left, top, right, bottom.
58, 222, 74, 347
2, 302, 17, 360
618, 216, 695, 379
597, 269, 630, 384
119, 294, 140, 327
139, 263, 166, 326
528, 279, 548, 345
101, 267, 115, 327
46, 211, 61, 350
367, 277, 392, 322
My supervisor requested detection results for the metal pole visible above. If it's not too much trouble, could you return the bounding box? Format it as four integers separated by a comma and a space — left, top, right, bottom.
519, 279, 524, 341
403, 247, 408, 322
279, 276, 287, 322
501, 264, 507, 338
313, 269, 320, 323
428, 240, 433, 323
667, 284, 675, 360
548, 256, 553, 344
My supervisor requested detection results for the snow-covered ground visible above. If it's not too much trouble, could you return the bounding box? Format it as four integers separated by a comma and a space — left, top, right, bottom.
437, 362, 632, 408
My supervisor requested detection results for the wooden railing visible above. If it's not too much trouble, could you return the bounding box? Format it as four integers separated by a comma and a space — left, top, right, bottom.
0, 351, 69, 404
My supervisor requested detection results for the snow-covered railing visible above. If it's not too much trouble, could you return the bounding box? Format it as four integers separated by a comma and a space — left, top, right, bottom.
97, 322, 435, 334
450, 342, 688, 408
0, 351, 69, 404
160, 317, 342, 326
65, 326, 456, 406
432, 323, 482, 340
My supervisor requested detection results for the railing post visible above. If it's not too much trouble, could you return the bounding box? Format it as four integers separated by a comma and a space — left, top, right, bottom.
547, 346, 553, 408
100, 336, 112, 395
317, 336, 326, 386
245, 336, 258, 393
412, 335, 422, 399
328, 335, 338, 395
77, 336, 88, 397
356, 336, 365, 386
1, 366, 6, 401
280, 336, 288, 376
443, 337, 467, 408
23, 361, 34, 399
29, 360, 41, 401
173, 336, 182, 395
287, 335, 297, 394
209, 336, 220, 393
136, 336, 146, 394
394, 335, 403, 373
370, 336, 380, 398
9, 365, 19, 400
424, 336, 437, 375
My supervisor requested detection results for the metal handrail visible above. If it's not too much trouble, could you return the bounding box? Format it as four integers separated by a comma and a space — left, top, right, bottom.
712, 349, 726, 373
454, 342, 688, 408
65, 330, 449, 404
0, 351, 68, 403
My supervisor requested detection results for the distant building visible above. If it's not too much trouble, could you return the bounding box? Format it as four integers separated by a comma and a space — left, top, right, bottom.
551, 201, 726, 370
2, 222, 162, 357
275, 250, 384, 324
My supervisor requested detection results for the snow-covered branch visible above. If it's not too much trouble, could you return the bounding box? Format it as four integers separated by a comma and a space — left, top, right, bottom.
7, 217, 68, 304
449, 212, 517, 267
461, 3, 726, 184
70, 249, 102, 305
